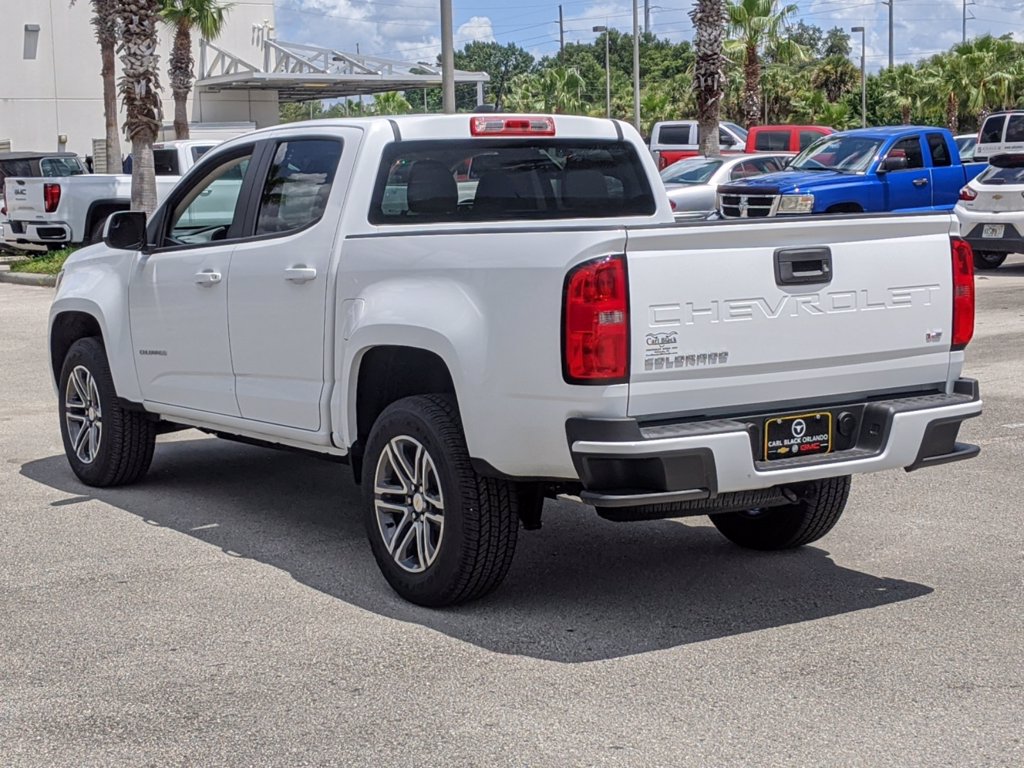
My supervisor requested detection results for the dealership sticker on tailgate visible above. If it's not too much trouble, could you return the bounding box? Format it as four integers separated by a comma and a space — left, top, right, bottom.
764, 412, 833, 461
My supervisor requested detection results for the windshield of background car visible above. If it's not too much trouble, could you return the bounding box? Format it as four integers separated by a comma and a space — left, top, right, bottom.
369, 139, 656, 224
660, 158, 724, 184
789, 136, 883, 173
724, 122, 748, 141
40, 157, 86, 176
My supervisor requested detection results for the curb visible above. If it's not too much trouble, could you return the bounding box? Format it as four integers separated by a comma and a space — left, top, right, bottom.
0, 270, 57, 287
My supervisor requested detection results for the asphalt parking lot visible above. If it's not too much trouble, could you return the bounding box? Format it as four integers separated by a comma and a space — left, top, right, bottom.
2, 258, 1023, 767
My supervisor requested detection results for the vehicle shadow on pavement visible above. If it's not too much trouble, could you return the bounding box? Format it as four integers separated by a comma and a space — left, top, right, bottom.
22, 437, 933, 663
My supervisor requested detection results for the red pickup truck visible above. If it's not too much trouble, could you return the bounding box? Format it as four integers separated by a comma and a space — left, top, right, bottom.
745, 125, 833, 153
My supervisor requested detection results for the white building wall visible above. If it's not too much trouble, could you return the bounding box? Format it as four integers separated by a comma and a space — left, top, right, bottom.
0, 0, 277, 159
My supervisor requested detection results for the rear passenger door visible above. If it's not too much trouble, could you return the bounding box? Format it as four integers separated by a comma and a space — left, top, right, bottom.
925, 132, 961, 209
227, 130, 359, 432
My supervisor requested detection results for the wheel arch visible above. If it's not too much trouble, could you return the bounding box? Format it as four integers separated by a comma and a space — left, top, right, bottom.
824, 202, 864, 214
343, 340, 462, 481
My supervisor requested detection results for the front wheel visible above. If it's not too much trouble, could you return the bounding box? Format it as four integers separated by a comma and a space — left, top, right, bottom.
973, 250, 1007, 270
710, 476, 851, 550
361, 395, 520, 607
58, 337, 156, 487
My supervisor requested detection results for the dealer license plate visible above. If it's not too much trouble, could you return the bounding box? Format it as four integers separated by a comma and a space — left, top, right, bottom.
764, 412, 833, 461
983, 224, 1004, 239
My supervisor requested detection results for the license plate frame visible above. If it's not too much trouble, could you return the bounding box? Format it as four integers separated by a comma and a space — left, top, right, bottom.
982, 223, 1005, 239
764, 412, 833, 461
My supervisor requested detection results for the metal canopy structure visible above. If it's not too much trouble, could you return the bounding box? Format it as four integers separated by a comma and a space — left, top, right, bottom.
197, 39, 488, 104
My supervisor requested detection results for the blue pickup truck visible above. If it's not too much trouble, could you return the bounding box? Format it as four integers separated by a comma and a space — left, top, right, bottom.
717, 126, 986, 218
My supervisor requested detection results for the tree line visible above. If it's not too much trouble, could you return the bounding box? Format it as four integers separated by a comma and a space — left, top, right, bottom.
284, 0, 1024, 140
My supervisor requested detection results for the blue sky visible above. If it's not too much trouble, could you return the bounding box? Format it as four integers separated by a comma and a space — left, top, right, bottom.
274, 1, 1022, 72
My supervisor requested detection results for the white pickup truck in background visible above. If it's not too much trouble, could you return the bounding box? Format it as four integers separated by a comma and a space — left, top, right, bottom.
2, 140, 220, 249
48, 114, 982, 606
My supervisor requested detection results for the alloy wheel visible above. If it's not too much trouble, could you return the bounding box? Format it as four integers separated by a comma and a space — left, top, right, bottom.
64, 365, 102, 464
373, 435, 445, 573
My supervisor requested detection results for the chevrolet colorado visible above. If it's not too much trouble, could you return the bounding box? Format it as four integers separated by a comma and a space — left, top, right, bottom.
48, 114, 982, 606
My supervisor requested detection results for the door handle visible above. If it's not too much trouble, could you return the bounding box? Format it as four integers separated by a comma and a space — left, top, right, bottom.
284, 266, 317, 283
774, 247, 833, 286
912, 178, 929, 187
194, 270, 222, 286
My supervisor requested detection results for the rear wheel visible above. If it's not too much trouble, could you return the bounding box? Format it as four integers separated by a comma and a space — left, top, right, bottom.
973, 250, 1007, 270
361, 395, 519, 606
58, 337, 156, 487
710, 476, 851, 550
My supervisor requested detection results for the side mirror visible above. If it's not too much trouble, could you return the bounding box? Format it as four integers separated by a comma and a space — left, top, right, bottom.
880, 155, 908, 172
104, 210, 148, 251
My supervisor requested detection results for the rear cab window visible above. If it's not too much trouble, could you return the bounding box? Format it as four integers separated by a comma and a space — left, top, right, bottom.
153, 149, 181, 176
369, 139, 656, 224
926, 133, 952, 167
40, 157, 86, 176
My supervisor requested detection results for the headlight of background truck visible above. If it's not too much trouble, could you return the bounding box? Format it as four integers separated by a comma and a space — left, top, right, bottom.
778, 194, 815, 214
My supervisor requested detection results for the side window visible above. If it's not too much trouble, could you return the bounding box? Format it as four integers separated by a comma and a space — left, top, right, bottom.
755, 157, 784, 174
888, 137, 925, 170
152, 149, 180, 176
980, 115, 1006, 143
755, 131, 789, 151
1006, 115, 1024, 143
255, 139, 342, 236
165, 151, 252, 246
926, 133, 951, 167
718, 128, 737, 146
658, 125, 692, 146
799, 131, 822, 150
730, 161, 760, 180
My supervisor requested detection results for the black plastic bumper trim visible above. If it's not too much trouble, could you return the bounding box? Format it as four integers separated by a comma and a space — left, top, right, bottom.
905, 442, 980, 472
580, 487, 710, 507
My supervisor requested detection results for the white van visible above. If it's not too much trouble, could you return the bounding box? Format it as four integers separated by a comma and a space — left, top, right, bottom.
974, 111, 1024, 163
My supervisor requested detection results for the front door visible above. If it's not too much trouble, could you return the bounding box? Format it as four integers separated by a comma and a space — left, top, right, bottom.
883, 136, 933, 211
227, 132, 356, 431
129, 145, 257, 416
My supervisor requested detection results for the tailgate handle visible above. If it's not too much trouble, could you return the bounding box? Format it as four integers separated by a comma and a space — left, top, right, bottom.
774, 247, 832, 286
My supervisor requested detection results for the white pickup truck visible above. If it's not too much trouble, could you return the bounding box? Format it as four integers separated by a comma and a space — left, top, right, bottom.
3, 140, 219, 249
48, 115, 982, 606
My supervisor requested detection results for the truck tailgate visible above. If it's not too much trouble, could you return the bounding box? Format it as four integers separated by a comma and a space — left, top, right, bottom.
3, 178, 46, 218
625, 215, 957, 417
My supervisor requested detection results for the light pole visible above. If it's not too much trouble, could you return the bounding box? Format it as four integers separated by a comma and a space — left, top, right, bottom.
440, 0, 455, 113
593, 26, 610, 119
851, 26, 866, 128
632, 0, 640, 133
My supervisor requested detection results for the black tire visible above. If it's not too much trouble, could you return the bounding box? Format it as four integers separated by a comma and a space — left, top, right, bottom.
58, 337, 156, 487
361, 394, 519, 607
973, 250, 1007, 270
710, 476, 851, 551
88, 217, 107, 246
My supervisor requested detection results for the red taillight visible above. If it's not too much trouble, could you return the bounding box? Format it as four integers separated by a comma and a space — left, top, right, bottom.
959, 186, 977, 201
470, 116, 555, 136
951, 237, 975, 349
563, 255, 629, 383
43, 183, 61, 213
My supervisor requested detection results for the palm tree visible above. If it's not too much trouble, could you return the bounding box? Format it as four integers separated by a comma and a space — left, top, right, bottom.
505, 68, 586, 114
373, 92, 413, 116
726, 0, 801, 127
115, 0, 164, 214
878, 64, 921, 125
690, 0, 728, 156
160, 1, 231, 140
72, 1, 122, 173
924, 54, 975, 133
811, 55, 859, 103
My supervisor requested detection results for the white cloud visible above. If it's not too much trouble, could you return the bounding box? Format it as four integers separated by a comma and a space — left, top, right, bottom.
277, 1, 494, 64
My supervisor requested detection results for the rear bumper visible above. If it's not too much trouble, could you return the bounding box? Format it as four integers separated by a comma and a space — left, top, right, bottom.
567, 379, 982, 509
4, 220, 72, 246
961, 222, 1024, 253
